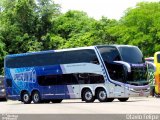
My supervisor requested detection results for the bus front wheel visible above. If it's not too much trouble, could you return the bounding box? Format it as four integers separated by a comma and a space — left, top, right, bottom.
22, 92, 31, 104
32, 91, 41, 104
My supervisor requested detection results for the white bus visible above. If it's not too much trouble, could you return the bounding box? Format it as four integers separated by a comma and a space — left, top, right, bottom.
4, 45, 149, 104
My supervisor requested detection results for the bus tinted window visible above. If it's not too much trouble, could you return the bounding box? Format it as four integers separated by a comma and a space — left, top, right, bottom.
6, 49, 99, 68
38, 73, 104, 86
97, 46, 125, 82
118, 46, 144, 64
97, 46, 121, 62
157, 54, 160, 63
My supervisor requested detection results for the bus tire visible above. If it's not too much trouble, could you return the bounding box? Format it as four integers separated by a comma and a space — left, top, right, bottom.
96, 88, 108, 102
82, 89, 95, 103
51, 99, 63, 103
22, 92, 31, 104
32, 91, 41, 104
118, 98, 129, 102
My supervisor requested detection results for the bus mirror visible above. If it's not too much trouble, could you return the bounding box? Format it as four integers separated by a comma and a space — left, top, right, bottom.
146, 61, 156, 72
113, 61, 131, 73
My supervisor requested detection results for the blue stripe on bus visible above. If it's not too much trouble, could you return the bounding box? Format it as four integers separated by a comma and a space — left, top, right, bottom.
6, 66, 72, 100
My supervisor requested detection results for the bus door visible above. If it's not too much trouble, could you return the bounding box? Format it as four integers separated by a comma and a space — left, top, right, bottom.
114, 83, 125, 98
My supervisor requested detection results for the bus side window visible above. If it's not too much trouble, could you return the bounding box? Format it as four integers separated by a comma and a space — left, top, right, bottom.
63, 74, 78, 85
90, 58, 99, 64
38, 75, 57, 86
106, 63, 125, 83
77, 73, 104, 84
89, 73, 105, 84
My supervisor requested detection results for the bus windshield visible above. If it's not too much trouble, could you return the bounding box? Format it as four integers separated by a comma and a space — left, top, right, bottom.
118, 46, 144, 64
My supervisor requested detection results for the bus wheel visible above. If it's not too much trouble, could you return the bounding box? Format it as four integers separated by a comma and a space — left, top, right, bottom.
82, 89, 95, 103
97, 88, 108, 102
51, 99, 63, 103
32, 91, 41, 104
22, 92, 31, 104
118, 98, 129, 102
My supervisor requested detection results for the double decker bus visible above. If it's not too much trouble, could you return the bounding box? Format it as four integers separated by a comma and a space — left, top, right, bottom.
4, 45, 150, 104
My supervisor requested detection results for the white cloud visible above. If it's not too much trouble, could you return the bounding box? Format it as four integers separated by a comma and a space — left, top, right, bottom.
54, 0, 160, 20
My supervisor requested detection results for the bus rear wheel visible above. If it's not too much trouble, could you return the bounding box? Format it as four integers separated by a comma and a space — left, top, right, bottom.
22, 92, 31, 104
118, 98, 129, 102
82, 89, 95, 103
97, 88, 109, 102
32, 91, 41, 104
51, 99, 63, 103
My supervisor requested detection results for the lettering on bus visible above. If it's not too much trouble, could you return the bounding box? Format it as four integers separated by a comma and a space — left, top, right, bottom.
13, 69, 36, 83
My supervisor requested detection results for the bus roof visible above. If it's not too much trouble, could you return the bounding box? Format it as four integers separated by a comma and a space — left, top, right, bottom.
5, 46, 95, 58
5, 44, 137, 58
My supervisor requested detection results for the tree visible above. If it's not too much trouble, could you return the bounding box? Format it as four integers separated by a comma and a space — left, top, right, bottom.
109, 2, 160, 56
0, 0, 61, 74
53, 10, 117, 48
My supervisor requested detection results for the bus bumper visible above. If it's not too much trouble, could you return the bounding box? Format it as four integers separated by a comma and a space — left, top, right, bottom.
127, 87, 150, 97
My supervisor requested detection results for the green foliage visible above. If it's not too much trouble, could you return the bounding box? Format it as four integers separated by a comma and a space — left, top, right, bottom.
53, 10, 117, 48
109, 2, 160, 56
0, 1, 160, 74
0, 0, 60, 74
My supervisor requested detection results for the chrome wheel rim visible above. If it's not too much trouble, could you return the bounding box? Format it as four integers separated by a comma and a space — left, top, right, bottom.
34, 93, 39, 102
23, 94, 29, 102
99, 91, 107, 100
85, 91, 92, 100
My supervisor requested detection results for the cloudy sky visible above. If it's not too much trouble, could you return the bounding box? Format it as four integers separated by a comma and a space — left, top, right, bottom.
54, 0, 159, 20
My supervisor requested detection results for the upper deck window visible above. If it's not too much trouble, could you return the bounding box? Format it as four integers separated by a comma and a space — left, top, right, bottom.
97, 46, 121, 63
6, 49, 99, 68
